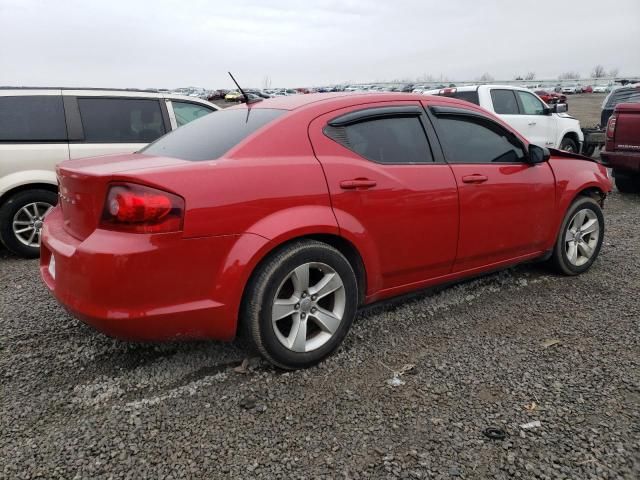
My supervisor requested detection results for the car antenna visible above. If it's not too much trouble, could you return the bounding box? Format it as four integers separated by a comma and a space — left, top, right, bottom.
228, 71, 262, 105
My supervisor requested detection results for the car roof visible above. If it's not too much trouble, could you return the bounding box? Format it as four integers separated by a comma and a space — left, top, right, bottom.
227, 92, 445, 111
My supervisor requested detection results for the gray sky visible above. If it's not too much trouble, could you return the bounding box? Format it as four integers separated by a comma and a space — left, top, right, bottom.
1, 0, 639, 89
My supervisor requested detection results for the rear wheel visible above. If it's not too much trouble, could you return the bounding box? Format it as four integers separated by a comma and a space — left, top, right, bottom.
243, 240, 358, 369
581, 143, 596, 157
551, 197, 604, 275
614, 170, 640, 193
559, 137, 578, 153
0, 189, 57, 258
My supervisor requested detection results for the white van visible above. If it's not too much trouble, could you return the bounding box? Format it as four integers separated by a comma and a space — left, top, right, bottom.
0, 88, 219, 257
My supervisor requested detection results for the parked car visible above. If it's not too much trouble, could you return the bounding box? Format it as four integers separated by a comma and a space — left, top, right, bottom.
0, 87, 218, 257
534, 89, 567, 105
593, 85, 611, 93
601, 102, 640, 193
425, 85, 583, 152
562, 85, 580, 94
582, 85, 593, 93
224, 91, 244, 102
207, 89, 229, 101
600, 83, 640, 127
41, 93, 611, 369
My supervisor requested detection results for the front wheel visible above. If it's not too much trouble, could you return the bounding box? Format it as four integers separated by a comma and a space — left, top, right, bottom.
551, 197, 604, 275
559, 137, 578, 153
243, 240, 358, 369
0, 189, 57, 258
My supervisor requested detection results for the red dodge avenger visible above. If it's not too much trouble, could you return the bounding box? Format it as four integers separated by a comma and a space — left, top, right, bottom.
41, 93, 612, 369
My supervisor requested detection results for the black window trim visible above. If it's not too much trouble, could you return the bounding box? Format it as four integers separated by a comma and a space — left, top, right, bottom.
427, 105, 529, 165
66, 95, 171, 144
327, 106, 424, 127
324, 106, 438, 165
0, 94, 69, 144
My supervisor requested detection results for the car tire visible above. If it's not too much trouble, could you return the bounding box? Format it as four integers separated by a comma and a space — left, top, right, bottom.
551, 196, 604, 276
559, 137, 578, 153
581, 144, 596, 157
0, 189, 57, 258
613, 170, 640, 193
243, 240, 358, 369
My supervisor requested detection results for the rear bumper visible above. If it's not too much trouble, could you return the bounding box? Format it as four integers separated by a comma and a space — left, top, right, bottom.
40, 207, 251, 341
600, 150, 640, 173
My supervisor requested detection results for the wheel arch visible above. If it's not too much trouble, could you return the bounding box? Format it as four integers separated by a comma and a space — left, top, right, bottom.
0, 182, 58, 208
235, 232, 368, 336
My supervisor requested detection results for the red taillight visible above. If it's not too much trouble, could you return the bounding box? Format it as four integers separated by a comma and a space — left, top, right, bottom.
439, 88, 457, 95
606, 114, 617, 139
100, 183, 184, 233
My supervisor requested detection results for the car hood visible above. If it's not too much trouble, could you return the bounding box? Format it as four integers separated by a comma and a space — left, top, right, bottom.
548, 148, 598, 163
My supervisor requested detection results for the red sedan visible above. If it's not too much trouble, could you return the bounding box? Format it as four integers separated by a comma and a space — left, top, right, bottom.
41, 93, 612, 369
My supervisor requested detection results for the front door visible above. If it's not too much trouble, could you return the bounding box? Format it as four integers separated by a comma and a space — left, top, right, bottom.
426, 104, 556, 272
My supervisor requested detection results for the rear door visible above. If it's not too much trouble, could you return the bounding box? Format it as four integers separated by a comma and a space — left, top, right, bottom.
309, 101, 459, 293
64, 95, 170, 160
426, 103, 556, 272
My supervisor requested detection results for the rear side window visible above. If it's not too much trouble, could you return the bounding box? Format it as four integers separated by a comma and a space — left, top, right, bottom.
436, 117, 525, 164
172, 101, 215, 127
325, 116, 433, 164
490, 90, 519, 114
0, 96, 67, 142
78, 98, 165, 143
142, 108, 285, 161
447, 90, 480, 105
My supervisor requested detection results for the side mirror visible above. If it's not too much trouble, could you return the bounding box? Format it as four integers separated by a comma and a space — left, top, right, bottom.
528, 144, 550, 164
550, 103, 568, 114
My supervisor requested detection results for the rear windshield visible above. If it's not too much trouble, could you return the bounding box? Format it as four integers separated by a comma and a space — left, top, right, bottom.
141, 108, 285, 161
603, 87, 640, 110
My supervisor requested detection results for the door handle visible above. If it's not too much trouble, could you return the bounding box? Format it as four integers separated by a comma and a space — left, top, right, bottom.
340, 179, 377, 189
528, 121, 537, 126
461, 174, 488, 184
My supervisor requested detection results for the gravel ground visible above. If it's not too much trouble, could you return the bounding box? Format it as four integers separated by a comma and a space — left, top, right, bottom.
1, 191, 639, 479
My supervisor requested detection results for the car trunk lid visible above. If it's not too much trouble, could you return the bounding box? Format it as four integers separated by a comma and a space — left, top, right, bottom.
56, 154, 189, 240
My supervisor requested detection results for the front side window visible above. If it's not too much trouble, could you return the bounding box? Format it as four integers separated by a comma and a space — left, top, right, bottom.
0, 95, 67, 142
516, 91, 545, 115
172, 101, 214, 127
490, 90, 519, 115
325, 116, 433, 164
78, 98, 165, 143
436, 116, 525, 164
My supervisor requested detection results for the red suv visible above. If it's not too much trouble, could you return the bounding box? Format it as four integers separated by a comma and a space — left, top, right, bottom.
41, 93, 612, 369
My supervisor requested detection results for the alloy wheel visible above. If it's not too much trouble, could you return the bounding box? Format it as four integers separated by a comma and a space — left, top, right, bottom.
565, 208, 600, 266
271, 262, 346, 353
12, 202, 53, 247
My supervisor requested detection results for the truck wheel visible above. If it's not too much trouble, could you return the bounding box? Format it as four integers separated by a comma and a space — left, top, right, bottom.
0, 189, 57, 258
582, 144, 596, 157
551, 196, 604, 276
242, 240, 358, 370
614, 170, 640, 193
559, 137, 578, 153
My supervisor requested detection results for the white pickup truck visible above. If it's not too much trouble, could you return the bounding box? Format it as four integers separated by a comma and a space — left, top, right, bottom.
425, 85, 584, 152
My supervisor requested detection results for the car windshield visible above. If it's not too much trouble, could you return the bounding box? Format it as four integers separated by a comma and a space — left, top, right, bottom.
141, 108, 285, 161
